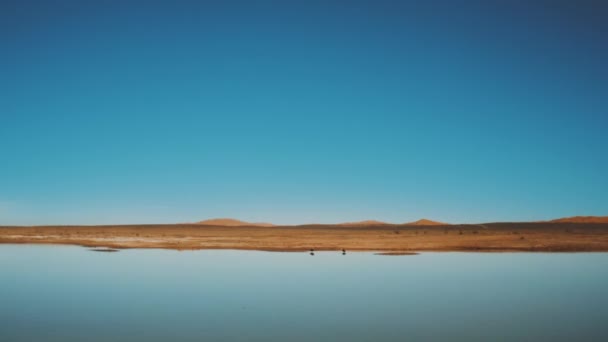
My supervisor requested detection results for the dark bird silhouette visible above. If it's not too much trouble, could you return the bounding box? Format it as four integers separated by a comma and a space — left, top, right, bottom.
310, 252, 315, 256
342, 249, 346, 255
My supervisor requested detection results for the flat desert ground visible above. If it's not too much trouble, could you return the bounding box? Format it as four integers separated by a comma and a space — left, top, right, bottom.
1, 222, 608, 252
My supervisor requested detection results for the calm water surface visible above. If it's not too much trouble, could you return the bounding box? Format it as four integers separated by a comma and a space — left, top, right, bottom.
1, 245, 607, 341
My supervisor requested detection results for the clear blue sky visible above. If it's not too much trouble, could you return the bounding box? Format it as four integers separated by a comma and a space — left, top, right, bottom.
1, 1, 607, 225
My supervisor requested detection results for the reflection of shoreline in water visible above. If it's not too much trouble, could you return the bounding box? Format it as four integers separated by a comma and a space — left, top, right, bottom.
2, 245, 608, 341
89, 248, 120, 253
374, 252, 419, 256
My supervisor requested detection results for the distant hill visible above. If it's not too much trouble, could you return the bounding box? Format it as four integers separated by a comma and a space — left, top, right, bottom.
195, 218, 275, 227
195, 218, 450, 227
550, 216, 608, 224
337, 220, 390, 226
403, 219, 448, 226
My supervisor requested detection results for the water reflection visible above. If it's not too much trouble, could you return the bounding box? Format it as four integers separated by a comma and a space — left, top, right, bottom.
1, 245, 607, 341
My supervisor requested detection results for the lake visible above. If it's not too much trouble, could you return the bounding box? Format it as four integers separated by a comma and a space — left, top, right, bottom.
1, 245, 607, 341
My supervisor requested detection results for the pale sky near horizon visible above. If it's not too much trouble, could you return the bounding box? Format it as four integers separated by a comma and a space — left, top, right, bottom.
1, 1, 607, 225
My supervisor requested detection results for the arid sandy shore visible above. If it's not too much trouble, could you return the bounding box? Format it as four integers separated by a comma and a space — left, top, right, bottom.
2, 223, 608, 252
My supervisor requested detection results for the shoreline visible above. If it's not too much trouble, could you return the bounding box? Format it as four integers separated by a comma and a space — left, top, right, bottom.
2, 222, 608, 253
3, 240, 608, 253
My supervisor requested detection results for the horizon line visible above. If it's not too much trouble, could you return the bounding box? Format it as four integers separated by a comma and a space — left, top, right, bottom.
3, 215, 608, 227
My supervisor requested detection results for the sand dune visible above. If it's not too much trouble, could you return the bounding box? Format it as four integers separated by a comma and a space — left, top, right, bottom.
550, 216, 608, 223
336, 219, 449, 226
337, 220, 390, 226
404, 219, 447, 226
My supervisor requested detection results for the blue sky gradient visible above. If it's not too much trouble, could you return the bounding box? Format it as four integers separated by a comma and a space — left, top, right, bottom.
1, 1, 607, 225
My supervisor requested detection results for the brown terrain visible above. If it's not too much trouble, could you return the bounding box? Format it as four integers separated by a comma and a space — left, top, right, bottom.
196, 218, 275, 227
337, 220, 390, 226
1, 216, 608, 252
405, 219, 446, 226
336, 218, 445, 226
549, 216, 608, 224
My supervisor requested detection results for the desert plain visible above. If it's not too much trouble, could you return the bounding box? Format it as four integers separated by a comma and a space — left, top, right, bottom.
2, 218, 608, 252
